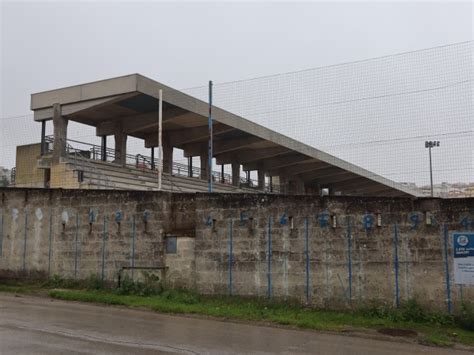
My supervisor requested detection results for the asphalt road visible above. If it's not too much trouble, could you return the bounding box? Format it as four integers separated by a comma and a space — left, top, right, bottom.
0, 293, 469, 355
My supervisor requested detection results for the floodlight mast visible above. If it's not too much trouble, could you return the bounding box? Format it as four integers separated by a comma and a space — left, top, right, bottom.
424, 141, 440, 197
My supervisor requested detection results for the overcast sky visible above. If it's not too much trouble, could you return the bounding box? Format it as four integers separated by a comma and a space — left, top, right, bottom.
1, 0, 473, 184
1, 0, 472, 117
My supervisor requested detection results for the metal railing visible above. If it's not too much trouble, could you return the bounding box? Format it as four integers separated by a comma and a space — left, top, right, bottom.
43, 136, 281, 192
65, 141, 115, 189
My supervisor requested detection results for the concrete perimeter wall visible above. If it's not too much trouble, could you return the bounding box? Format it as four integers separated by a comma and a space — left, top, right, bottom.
0, 188, 473, 312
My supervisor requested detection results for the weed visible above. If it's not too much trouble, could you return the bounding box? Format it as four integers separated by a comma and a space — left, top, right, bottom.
115, 271, 163, 296
3, 280, 473, 348
42, 274, 80, 289
400, 299, 427, 322
455, 302, 474, 331
85, 274, 105, 290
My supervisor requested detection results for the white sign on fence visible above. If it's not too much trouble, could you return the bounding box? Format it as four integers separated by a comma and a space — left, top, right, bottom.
453, 232, 474, 285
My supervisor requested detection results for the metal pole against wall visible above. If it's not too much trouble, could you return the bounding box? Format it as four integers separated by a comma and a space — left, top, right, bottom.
347, 216, 352, 301
443, 223, 452, 314
131, 215, 136, 281
228, 218, 233, 296
74, 214, 80, 280
158, 89, 163, 190
22, 210, 28, 271
208, 80, 213, 193
267, 216, 272, 299
0, 211, 3, 257
101, 216, 108, 281
48, 209, 53, 277
305, 217, 310, 303
393, 223, 400, 308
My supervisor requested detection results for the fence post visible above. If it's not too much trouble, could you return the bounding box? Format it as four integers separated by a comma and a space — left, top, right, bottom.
228, 218, 233, 296
208, 80, 213, 193
22, 210, 28, 271
48, 209, 53, 277
347, 216, 352, 301
305, 217, 310, 303
393, 223, 400, 308
101, 216, 108, 281
443, 223, 452, 314
267, 216, 272, 299
131, 215, 136, 280
74, 214, 80, 279
0, 211, 3, 257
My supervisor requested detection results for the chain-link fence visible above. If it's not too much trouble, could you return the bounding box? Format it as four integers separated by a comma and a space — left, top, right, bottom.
1, 41, 472, 195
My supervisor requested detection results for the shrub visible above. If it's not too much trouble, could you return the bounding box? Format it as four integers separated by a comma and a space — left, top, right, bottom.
358, 299, 454, 326
85, 274, 105, 290
400, 299, 426, 322
115, 271, 163, 297
456, 303, 474, 331
358, 304, 400, 322
140, 271, 163, 296
44, 274, 64, 288
43, 274, 79, 289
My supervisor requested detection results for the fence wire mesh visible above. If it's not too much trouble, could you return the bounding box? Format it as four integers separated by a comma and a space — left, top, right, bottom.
1, 41, 473, 196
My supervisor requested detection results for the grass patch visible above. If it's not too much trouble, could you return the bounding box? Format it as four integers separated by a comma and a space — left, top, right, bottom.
0, 281, 45, 294
2, 276, 473, 348
47, 288, 474, 348
422, 332, 454, 347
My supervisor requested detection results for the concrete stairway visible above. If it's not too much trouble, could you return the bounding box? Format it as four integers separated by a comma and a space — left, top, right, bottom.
65, 158, 260, 193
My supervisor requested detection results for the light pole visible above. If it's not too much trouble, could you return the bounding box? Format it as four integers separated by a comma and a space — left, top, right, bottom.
425, 140, 440, 197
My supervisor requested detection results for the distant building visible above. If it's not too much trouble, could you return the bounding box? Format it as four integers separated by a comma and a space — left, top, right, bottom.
0, 166, 11, 187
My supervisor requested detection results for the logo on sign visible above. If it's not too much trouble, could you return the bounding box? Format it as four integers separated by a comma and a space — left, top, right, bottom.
457, 235, 469, 247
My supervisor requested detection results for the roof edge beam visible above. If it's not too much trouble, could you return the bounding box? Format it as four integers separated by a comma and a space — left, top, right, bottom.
183, 135, 262, 157
96, 107, 188, 136
216, 146, 290, 165
144, 123, 234, 148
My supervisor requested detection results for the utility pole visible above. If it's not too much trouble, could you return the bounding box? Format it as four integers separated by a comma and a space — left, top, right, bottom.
425, 140, 440, 197
208, 80, 213, 193
158, 89, 163, 190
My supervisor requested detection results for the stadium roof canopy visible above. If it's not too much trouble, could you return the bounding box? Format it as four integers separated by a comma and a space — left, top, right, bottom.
31, 74, 422, 197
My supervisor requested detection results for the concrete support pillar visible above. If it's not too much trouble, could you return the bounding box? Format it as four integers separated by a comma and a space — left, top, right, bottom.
286, 177, 305, 195
52, 103, 68, 164
151, 147, 155, 170
294, 178, 305, 195
279, 174, 289, 194
101, 136, 107, 161
232, 163, 240, 187
188, 157, 193, 177
163, 138, 173, 174
200, 148, 209, 180
114, 130, 127, 167
258, 169, 265, 190
310, 181, 322, 196
40, 120, 46, 156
